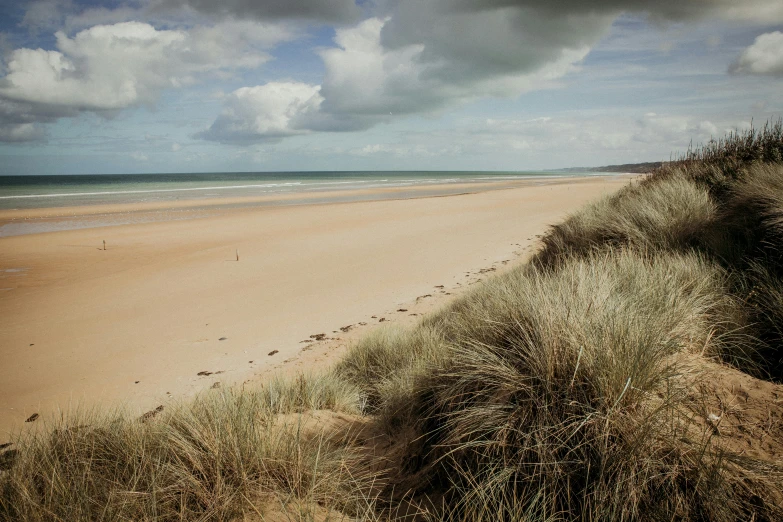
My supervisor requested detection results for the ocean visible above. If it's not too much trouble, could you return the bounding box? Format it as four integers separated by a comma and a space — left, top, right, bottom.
0, 171, 610, 236
0, 171, 605, 210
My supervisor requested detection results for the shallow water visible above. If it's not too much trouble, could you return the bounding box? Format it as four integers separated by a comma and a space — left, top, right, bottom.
0, 171, 604, 210
0, 171, 615, 237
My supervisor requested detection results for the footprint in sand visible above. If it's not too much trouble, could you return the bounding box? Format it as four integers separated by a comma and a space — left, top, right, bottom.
139, 405, 164, 422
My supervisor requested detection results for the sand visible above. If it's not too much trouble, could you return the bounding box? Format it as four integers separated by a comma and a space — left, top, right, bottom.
0, 176, 630, 437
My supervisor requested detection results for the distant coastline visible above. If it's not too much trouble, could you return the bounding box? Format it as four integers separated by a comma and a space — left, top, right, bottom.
552, 161, 663, 174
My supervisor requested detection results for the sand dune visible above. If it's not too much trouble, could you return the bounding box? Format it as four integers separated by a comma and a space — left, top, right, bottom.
0, 177, 629, 436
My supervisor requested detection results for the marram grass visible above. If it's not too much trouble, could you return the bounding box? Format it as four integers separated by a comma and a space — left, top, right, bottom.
3, 122, 783, 521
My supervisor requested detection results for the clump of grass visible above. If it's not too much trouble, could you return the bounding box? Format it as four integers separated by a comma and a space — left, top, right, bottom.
533, 122, 783, 272
716, 163, 783, 268
656, 119, 783, 196
532, 174, 716, 268
364, 251, 777, 520
0, 374, 369, 521
5, 122, 783, 521
428, 249, 738, 357
334, 325, 448, 414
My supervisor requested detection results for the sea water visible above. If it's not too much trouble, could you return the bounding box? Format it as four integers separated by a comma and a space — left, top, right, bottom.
0, 171, 609, 210
0, 171, 610, 236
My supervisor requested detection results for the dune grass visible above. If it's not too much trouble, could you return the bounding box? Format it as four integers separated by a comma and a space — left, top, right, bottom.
657, 119, 783, 196
3, 122, 783, 521
334, 122, 783, 520
0, 374, 370, 521
339, 251, 780, 521
532, 174, 717, 267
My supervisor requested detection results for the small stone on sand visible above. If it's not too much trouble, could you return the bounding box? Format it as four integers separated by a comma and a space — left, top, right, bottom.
268, 350, 279, 356
218, 337, 227, 341
197, 371, 212, 376
25, 413, 39, 423
397, 309, 407, 312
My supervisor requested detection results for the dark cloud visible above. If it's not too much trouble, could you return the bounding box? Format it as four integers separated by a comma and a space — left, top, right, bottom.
152, 0, 361, 23
0, 98, 65, 142
447, 0, 782, 22
200, 0, 783, 144
0, 122, 46, 142
380, 2, 612, 85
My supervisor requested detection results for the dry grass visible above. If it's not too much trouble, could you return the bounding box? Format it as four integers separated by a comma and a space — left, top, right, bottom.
0, 374, 373, 521
532, 174, 716, 268
3, 122, 783, 521
655, 119, 783, 196
339, 251, 782, 520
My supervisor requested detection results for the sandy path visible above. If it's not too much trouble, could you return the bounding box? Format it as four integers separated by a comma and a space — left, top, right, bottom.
0, 177, 629, 437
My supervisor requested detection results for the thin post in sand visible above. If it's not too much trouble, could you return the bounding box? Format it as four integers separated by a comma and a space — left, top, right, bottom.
103, 240, 106, 251
236, 249, 239, 262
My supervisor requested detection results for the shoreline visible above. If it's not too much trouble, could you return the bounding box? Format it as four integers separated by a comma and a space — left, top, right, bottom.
0, 176, 631, 437
0, 175, 632, 237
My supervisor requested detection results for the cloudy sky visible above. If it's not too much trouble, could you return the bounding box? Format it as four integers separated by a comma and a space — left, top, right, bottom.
0, 0, 781, 174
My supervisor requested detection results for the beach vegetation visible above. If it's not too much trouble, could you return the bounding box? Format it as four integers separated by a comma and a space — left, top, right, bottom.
3, 121, 783, 521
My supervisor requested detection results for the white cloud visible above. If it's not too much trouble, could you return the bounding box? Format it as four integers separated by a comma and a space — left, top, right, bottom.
201, 15, 595, 143
205, 0, 783, 145
0, 122, 46, 142
471, 113, 747, 160
196, 82, 323, 143
0, 20, 292, 140
729, 31, 783, 76
0, 21, 281, 110
318, 13, 596, 120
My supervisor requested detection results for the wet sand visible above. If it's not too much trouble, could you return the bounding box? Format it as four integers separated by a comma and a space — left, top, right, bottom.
0, 176, 631, 437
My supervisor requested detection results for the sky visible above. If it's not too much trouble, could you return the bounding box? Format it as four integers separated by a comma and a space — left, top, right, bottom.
0, 0, 781, 174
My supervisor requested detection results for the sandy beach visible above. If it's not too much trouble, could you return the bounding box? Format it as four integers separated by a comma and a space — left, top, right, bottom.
0, 176, 630, 437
